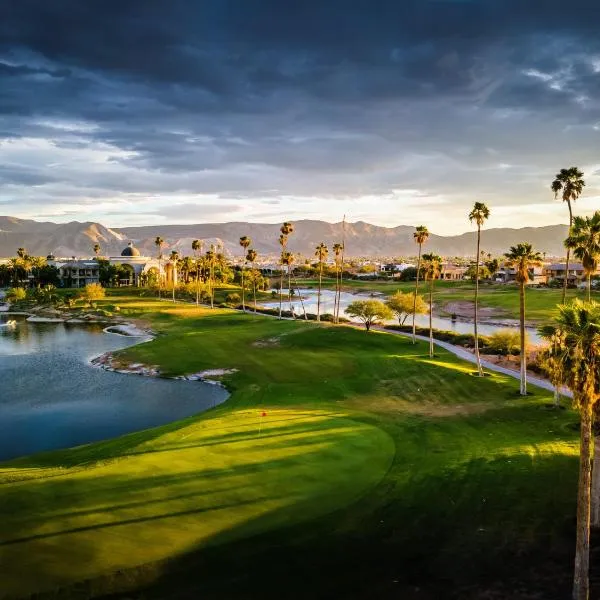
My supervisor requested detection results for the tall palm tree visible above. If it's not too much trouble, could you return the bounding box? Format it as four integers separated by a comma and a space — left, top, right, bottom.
565, 212, 600, 302
552, 167, 586, 303
280, 222, 294, 315
315, 242, 328, 322
154, 236, 164, 299
412, 226, 430, 343
422, 253, 442, 358
335, 216, 346, 324
191, 239, 203, 306
246, 248, 258, 313
206, 245, 216, 308
281, 251, 295, 317
539, 300, 600, 600
333, 242, 343, 322
469, 203, 491, 376
169, 250, 179, 302
16, 247, 26, 259
239, 236, 252, 312
504, 243, 543, 395
93, 243, 101, 258
278, 234, 287, 319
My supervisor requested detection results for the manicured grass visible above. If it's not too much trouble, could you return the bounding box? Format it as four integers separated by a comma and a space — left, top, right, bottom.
0, 295, 582, 599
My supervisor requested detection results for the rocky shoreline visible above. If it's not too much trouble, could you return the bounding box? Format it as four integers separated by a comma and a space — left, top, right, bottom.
90, 351, 237, 389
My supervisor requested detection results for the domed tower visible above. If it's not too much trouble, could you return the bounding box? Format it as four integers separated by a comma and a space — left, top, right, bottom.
121, 242, 141, 257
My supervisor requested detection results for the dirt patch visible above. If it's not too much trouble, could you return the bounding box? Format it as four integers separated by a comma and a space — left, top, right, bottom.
443, 300, 504, 320
252, 337, 281, 348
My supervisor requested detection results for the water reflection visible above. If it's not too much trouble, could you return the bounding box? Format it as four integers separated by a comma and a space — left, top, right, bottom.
0, 316, 227, 461
264, 288, 542, 344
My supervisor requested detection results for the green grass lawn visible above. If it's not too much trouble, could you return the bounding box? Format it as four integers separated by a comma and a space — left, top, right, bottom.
0, 295, 583, 599
302, 277, 598, 322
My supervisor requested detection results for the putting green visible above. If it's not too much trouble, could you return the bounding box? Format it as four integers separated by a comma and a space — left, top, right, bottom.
0, 408, 393, 597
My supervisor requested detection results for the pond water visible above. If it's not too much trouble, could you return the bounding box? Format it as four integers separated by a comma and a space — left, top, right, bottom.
265, 288, 543, 345
0, 315, 227, 461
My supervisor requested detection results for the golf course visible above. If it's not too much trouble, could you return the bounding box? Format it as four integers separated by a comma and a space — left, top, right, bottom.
0, 293, 583, 599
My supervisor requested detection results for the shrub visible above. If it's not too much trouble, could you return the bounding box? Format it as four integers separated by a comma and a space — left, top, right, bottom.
80, 283, 106, 305
485, 329, 525, 356
6, 287, 27, 303
225, 292, 241, 305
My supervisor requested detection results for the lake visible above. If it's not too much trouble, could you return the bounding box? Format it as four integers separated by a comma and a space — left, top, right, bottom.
264, 288, 543, 344
0, 315, 227, 461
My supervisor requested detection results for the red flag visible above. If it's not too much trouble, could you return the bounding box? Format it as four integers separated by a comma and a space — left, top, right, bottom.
261, 411, 267, 417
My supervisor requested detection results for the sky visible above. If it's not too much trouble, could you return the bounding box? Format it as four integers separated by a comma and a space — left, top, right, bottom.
0, 0, 599, 234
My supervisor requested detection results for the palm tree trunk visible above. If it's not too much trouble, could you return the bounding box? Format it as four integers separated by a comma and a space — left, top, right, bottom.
158, 255, 162, 299
278, 249, 284, 320
429, 278, 434, 358
591, 434, 600, 529
241, 262, 246, 312
288, 265, 293, 317
588, 274, 592, 303
474, 227, 483, 375
317, 261, 323, 322
252, 262, 258, 313
573, 400, 592, 600
333, 260, 340, 323
413, 243, 422, 344
210, 259, 214, 309
563, 201, 573, 304
291, 272, 308, 321
519, 282, 527, 395
195, 258, 200, 306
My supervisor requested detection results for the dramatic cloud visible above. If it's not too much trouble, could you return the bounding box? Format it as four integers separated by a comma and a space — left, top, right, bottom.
0, 0, 599, 232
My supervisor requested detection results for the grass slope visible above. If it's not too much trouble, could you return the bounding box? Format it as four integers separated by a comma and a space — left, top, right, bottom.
0, 295, 582, 599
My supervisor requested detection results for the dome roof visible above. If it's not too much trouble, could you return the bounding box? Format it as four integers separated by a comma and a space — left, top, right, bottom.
121, 242, 141, 257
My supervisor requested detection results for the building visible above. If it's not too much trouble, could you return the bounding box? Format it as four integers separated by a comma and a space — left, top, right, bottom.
52, 242, 173, 288
440, 263, 468, 280
495, 265, 546, 285
57, 259, 100, 288
544, 263, 588, 286
379, 263, 415, 276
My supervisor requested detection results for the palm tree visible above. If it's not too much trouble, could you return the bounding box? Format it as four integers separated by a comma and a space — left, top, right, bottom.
206, 245, 216, 308
93, 243, 101, 258
552, 167, 585, 303
279, 222, 294, 317
335, 216, 347, 324
412, 226, 430, 343
154, 236, 164, 298
422, 253, 442, 358
504, 243, 543, 395
333, 242, 343, 321
565, 212, 600, 302
539, 300, 600, 600
246, 248, 258, 313
281, 251, 295, 317
239, 236, 252, 312
469, 202, 491, 376
169, 250, 179, 302
191, 239, 203, 305
315, 242, 328, 322
16, 247, 26, 259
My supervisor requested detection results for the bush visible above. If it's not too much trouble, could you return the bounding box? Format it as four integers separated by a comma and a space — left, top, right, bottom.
6, 287, 27, 303
225, 292, 241, 305
80, 283, 106, 305
485, 329, 525, 356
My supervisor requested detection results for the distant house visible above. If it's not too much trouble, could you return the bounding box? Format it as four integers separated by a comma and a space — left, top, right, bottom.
544, 263, 591, 285
440, 263, 467, 280
495, 265, 545, 285
379, 263, 415, 276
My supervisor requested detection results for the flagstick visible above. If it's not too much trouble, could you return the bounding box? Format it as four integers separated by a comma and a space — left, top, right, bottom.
258, 413, 264, 436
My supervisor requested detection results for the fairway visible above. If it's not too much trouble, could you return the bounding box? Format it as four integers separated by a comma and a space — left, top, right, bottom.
0, 295, 582, 599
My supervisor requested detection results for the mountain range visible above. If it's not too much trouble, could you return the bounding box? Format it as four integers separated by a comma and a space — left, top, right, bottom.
0, 216, 568, 259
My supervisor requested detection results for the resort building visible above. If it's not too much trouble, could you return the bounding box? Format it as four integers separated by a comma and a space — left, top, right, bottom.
495, 265, 546, 285
544, 263, 592, 286
56, 259, 100, 288
51, 243, 174, 288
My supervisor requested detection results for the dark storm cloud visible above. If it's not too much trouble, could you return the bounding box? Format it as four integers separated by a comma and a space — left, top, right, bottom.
0, 0, 599, 226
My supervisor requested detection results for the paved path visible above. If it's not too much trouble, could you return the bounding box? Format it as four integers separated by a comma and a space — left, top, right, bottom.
374, 326, 572, 398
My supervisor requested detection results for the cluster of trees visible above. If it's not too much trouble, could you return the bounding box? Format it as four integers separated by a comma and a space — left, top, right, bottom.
0, 249, 59, 288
